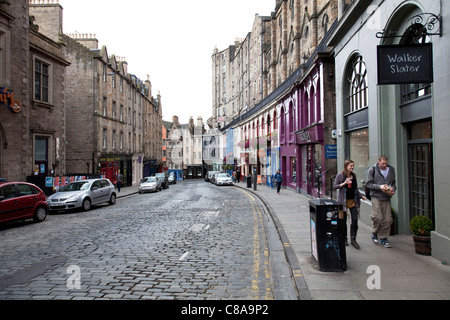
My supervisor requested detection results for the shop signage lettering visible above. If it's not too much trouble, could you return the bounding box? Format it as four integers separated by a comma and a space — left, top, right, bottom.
298, 131, 311, 142
377, 43, 433, 85
0, 87, 21, 113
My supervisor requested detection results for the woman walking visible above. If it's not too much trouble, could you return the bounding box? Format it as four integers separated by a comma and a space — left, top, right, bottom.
333, 160, 366, 249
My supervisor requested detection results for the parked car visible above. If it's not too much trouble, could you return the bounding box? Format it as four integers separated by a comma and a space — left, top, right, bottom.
0, 182, 48, 224
154, 173, 169, 189
205, 171, 218, 182
215, 173, 233, 186
168, 172, 177, 185
139, 176, 162, 193
210, 172, 220, 184
47, 178, 116, 212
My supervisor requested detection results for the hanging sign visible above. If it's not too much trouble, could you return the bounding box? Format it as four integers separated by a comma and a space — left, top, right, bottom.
377, 43, 433, 85
0, 87, 21, 113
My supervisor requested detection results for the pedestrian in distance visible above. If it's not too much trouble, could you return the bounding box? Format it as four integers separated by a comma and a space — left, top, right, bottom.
117, 172, 123, 193
366, 155, 396, 248
333, 159, 366, 249
275, 170, 283, 195
236, 170, 241, 183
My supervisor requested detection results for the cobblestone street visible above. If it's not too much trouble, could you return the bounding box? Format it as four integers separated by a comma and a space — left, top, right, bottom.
0, 180, 295, 300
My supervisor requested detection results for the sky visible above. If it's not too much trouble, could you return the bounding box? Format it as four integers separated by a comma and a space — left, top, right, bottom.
59, 0, 276, 126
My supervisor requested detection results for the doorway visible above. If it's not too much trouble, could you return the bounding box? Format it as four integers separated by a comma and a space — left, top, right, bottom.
407, 120, 434, 224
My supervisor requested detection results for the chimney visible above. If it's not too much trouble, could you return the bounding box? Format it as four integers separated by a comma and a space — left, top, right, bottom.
29, 0, 64, 42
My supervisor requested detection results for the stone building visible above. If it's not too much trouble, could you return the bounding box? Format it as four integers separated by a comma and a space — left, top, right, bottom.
29, 0, 163, 187
165, 116, 207, 179
0, 0, 69, 187
215, 0, 338, 184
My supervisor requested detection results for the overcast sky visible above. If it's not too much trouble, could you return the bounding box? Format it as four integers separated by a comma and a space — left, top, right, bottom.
59, 0, 275, 126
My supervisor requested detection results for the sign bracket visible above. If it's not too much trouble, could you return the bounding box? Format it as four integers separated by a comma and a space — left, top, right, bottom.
376, 13, 442, 39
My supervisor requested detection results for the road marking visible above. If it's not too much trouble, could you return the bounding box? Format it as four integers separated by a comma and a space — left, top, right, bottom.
179, 251, 189, 261
189, 223, 206, 232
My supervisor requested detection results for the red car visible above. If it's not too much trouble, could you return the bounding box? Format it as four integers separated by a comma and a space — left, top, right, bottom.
0, 182, 48, 224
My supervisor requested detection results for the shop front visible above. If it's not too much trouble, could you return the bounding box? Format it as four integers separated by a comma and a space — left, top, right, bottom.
99, 155, 127, 186
295, 124, 325, 197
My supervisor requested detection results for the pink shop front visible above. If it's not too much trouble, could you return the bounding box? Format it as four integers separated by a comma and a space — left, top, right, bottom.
278, 54, 337, 197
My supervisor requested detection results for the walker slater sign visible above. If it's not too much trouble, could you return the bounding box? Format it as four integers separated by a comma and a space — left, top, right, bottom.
377, 43, 433, 85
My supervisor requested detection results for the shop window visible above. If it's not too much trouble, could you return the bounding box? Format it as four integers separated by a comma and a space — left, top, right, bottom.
348, 129, 369, 189
291, 157, 297, 183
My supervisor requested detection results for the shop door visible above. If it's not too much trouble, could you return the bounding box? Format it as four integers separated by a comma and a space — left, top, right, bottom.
408, 142, 434, 223
34, 137, 48, 177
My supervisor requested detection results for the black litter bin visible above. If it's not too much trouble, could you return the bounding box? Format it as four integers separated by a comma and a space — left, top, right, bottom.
309, 199, 347, 272
246, 175, 252, 188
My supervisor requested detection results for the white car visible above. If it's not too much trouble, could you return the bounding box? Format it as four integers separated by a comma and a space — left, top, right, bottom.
47, 178, 116, 212
215, 173, 233, 186
139, 176, 162, 193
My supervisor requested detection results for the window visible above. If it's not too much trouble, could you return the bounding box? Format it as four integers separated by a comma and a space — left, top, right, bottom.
112, 130, 116, 149
112, 101, 116, 119
346, 55, 368, 113
348, 129, 369, 187
34, 59, 49, 102
291, 157, 297, 183
400, 24, 431, 104
0, 184, 15, 199
102, 97, 107, 116
17, 184, 34, 196
102, 64, 106, 82
344, 55, 369, 188
103, 129, 107, 149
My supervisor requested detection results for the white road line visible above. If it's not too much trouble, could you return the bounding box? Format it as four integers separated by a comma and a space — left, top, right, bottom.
179, 251, 189, 261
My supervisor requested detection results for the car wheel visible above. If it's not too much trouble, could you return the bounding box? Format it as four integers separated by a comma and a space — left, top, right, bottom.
33, 206, 47, 222
109, 193, 116, 205
82, 198, 91, 211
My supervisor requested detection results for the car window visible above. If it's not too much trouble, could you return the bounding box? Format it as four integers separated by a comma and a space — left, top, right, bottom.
17, 184, 34, 196
61, 181, 89, 192
99, 180, 110, 188
0, 185, 16, 199
92, 181, 101, 189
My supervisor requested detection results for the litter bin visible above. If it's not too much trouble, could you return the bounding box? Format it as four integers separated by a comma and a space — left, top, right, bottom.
246, 175, 252, 188
309, 199, 347, 272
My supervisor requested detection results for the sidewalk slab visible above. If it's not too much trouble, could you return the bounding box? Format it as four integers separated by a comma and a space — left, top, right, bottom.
237, 183, 450, 300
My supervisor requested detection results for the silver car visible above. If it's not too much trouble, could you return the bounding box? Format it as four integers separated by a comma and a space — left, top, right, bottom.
139, 176, 162, 193
215, 173, 233, 186
47, 178, 116, 212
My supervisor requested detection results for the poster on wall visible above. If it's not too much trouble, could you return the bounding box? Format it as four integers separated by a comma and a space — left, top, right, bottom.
377, 43, 433, 85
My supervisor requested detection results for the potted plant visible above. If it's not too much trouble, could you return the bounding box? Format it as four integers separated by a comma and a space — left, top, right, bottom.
390, 206, 397, 236
410, 215, 434, 255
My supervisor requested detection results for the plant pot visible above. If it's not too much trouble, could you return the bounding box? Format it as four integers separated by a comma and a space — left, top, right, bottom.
413, 235, 431, 256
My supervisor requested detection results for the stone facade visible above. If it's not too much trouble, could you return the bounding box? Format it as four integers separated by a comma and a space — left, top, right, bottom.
0, 0, 69, 183
29, 1, 163, 186
211, 0, 338, 129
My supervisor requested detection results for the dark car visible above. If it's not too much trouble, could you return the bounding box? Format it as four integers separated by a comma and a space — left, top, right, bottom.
154, 172, 170, 189
0, 182, 48, 224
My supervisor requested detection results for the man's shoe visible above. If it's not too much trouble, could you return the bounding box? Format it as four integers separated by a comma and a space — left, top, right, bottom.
380, 238, 392, 248
371, 233, 379, 244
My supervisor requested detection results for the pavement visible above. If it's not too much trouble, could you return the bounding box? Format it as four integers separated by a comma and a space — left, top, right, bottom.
235, 181, 450, 300
115, 181, 450, 300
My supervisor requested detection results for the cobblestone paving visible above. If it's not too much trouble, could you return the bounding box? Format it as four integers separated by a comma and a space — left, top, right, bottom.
0, 180, 280, 300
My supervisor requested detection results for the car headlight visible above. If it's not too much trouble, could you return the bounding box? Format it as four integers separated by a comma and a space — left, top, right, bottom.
67, 195, 79, 202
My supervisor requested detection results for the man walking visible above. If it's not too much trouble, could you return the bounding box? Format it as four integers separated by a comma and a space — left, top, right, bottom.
366, 155, 396, 248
